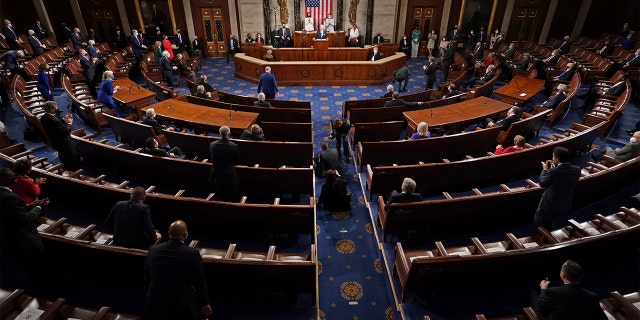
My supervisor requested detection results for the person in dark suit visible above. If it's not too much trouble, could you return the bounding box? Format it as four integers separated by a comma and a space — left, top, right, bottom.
278, 24, 292, 47
209, 126, 239, 202
442, 42, 456, 81
191, 36, 202, 57
36, 63, 53, 101
534, 147, 581, 230
33, 20, 48, 39
111, 25, 127, 48
385, 177, 422, 211
605, 48, 640, 76
315, 25, 328, 40
591, 131, 640, 162
556, 35, 571, 54
449, 25, 460, 41
318, 170, 350, 212
492, 35, 504, 51
579, 75, 627, 110
174, 28, 187, 53
160, 50, 176, 87
541, 84, 568, 110
40, 101, 80, 170
142, 108, 174, 135
70, 27, 85, 51
535, 260, 607, 320
257, 66, 279, 99
255, 33, 265, 45
471, 41, 484, 59
443, 83, 460, 98
144, 137, 184, 158
227, 34, 239, 63
367, 46, 382, 61
86, 28, 100, 43
392, 64, 411, 92
253, 92, 272, 108
0, 49, 24, 76
384, 92, 424, 107
515, 53, 532, 70
502, 42, 515, 60
484, 106, 521, 130
463, 64, 496, 89
105, 187, 160, 250
373, 32, 384, 44
2, 19, 21, 48
198, 74, 215, 92
544, 63, 575, 94
314, 142, 344, 178
151, 3, 167, 34
27, 30, 46, 56
597, 40, 614, 57
240, 124, 265, 141
536, 50, 561, 79
381, 84, 394, 98
130, 29, 147, 62
423, 56, 437, 90
144, 220, 212, 320
330, 118, 352, 160
397, 35, 410, 57
477, 27, 486, 44
79, 49, 99, 98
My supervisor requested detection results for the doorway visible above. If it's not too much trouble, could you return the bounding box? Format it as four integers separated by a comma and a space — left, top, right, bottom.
200, 8, 227, 57
409, 7, 438, 57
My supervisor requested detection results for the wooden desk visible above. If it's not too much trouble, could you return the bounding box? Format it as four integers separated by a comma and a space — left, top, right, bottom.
112, 78, 156, 117
143, 99, 259, 136
493, 76, 545, 104
294, 31, 316, 48
403, 97, 512, 135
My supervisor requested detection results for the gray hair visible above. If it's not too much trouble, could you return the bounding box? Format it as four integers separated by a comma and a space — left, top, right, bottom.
402, 177, 417, 194
386, 84, 394, 92
145, 108, 156, 117
102, 70, 114, 80
219, 126, 231, 139
416, 122, 429, 136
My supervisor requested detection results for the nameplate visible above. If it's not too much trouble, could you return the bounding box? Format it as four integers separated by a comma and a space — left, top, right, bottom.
519, 93, 527, 97
15, 308, 44, 320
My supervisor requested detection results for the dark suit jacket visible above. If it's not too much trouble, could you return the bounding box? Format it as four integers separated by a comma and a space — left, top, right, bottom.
495, 114, 520, 130
385, 190, 422, 211
253, 100, 272, 108
625, 55, 640, 68
393, 66, 410, 81
105, 200, 157, 250
443, 45, 456, 64
112, 29, 127, 47
384, 99, 419, 107
144, 239, 209, 320
314, 148, 343, 177
71, 32, 84, 50
517, 58, 532, 70
605, 81, 626, 96
554, 67, 575, 81
209, 139, 239, 186
0, 51, 19, 74
160, 57, 173, 83
536, 283, 607, 320
240, 129, 265, 141
2, 25, 19, 48
80, 56, 96, 82
0, 187, 44, 255
535, 162, 581, 225
367, 51, 382, 61
175, 32, 186, 52
318, 178, 350, 211
257, 72, 278, 96
473, 46, 484, 59
142, 116, 164, 135
492, 38, 503, 51
398, 39, 410, 53
381, 91, 393, 98
40, 113, 72, 153
542, 92, 566, 109
316, 30, 328, 39
449, 28, 459, 40
373, 35, 384, 44
544, 54, 560, 65
557, 41, 571, 54
598, 44, 614, 56
424, 62, 437, 87
29, 36, 45, 55
503, 47, 515, 59
130, 35, 144, 58
228, 38, 239, 53
34, 23, 48, 39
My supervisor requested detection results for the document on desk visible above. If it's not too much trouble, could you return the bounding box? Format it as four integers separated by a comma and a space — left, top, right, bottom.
519, 93, 527, 96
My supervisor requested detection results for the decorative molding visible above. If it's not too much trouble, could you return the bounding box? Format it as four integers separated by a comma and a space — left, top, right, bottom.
365, 0, 373, 45
337, 0, 343, 32
294, 0, 302, 31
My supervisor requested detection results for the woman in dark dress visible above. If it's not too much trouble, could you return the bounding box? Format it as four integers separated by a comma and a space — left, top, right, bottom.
318, 170, 351, 212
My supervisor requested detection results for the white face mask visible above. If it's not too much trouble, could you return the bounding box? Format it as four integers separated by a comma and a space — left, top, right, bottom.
631, 137, 637, 143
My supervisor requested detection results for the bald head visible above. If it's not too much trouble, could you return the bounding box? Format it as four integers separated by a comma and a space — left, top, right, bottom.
168, 220, 188, 240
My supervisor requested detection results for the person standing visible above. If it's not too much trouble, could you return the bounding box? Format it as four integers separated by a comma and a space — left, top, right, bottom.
174, 28, 186, 53
411, 27, 421, 58
257, 66, 279, 99
442, 42, 456, 81
131, 29, 147, 62
427, 30, 437, 57
97, 71, 123, 117
144, 220, 212, 320
423, 57, 437, 90
37, 63, 54, 101
278, 24, 291, 47
398, 35, 410, 57
209, 126, 239, 202
535, 260, 607, 320
227, 34, 239, 63
324, 14, 335, 33
330, 118, 352, 161
304, 12, 314, 32
79, 49, 99, 98
40, 101, 80, 170
2, 19, 21, 48
534, 147, 581, 230
105, 187, 160, 250
28, 30, 46, 56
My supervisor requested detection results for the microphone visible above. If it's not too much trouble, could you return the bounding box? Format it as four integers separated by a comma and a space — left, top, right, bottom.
429, 102, 433, 118
512, 77, 521, 92
128, 81, 135, 94
228, 103, 234, 119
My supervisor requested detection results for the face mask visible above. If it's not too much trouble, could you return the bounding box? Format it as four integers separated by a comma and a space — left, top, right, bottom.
631, 137, 637, 143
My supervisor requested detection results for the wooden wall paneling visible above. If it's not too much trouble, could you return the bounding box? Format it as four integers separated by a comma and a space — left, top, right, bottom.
43, 0, 76, 43
406, 1, 444, 57
507, 0, 550, 44
77, 0, 121, 44
548, 0, 581, 41
190, 0, 232, 58
582, 0, 640, 38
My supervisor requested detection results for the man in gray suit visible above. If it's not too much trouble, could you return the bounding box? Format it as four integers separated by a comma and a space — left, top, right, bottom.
592, 131, 640, 162
534, 147, 581, 230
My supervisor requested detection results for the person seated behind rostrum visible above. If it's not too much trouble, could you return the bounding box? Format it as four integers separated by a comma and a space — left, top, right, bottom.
494, 135, 526, 155
409, 122, 431, 140
384, 177, 422, 211
240, 124, 265, 141
264, 49, 275, 62
253, 92, 273, 108
314, 142, 345, 178
144, 137, 184, 158
317, 169, 351, 212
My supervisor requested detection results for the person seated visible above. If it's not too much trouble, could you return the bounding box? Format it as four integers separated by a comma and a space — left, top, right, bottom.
545, 62, 576, 94
367, 46, 382, 61
253, 92, 273, 108
605, 48, 640, 76
240, 124, 265, 141
495, 135, 526, 155
142, 108, 175, 135
392, 64, 411, 92
463, 64, 496, 89
539, 49, 561, 66
483, 52, 495, 67
11, 159, 48, 206
591, 131, 640, 162
502, 42, 516, 60
409, 122, 431, 140
175, 53, 197, 83
619, 33, 635, 50
384, 177, 422, 211
317, 170, 350, 212
384, 92, 424, 107
443, 83, 460, 98
380, 84, 394, 98
597, 40, 614, 57
263, 49, 275, 61
255, 33, 265, 44
193, 85, 211, 99
471, 41, 484, 59
198, 74, 215, 92
541, 84, 568, 110
244, 33, 254, 43
556, 36, 571, 54
515, 52, 532, 70
314, 142, 344, 178
144, 137, 184, 158
482, 106, 521, 130
579, 75, 627, 110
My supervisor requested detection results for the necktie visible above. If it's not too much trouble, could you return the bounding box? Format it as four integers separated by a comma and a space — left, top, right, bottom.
33, 36, 42, 46
136, 36, 140, 45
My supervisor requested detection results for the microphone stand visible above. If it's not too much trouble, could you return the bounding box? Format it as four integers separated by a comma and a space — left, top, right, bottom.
128, 81, 135, 94
512, 77, 521, 92
228, 103, 234, 119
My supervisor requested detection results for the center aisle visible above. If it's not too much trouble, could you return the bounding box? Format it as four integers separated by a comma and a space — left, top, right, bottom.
206, 59, 423, 318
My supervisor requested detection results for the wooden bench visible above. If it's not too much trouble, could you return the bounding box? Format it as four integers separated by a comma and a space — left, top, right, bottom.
366, 122, 603, 198
351, 121, 404, 147
61, 74, 112, 132
393, 208, 640, 301
496, 108, 552, 146
162, 129, 313, 167
102, 113, 167, 148
217, 90, 312, 109
342, 90, 433, 118
582, 80, 631, 138
260, 121, 313, 142
376, 156, 640, 242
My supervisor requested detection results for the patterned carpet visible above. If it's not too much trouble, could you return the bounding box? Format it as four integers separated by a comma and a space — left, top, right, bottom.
2, 54, 638, 319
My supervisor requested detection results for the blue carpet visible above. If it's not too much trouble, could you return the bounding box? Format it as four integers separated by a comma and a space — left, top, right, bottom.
1, 55, 639, 320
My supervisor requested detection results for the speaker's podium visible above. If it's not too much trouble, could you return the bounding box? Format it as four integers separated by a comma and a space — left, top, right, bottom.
312, 39, 329, 50
294, 31, 316, 48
